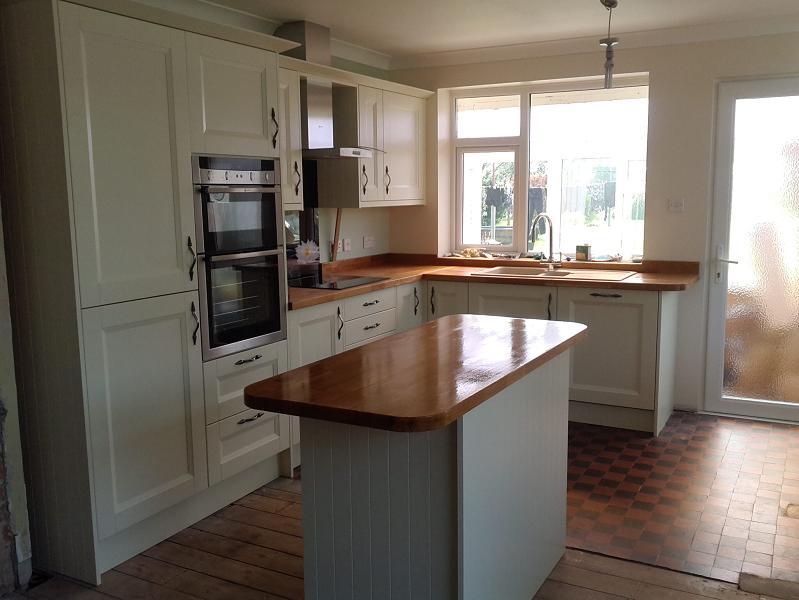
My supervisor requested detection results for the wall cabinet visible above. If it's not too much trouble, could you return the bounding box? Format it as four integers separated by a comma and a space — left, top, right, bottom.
557, 288, 658, 411
82, 292, 207, 539
428, 280, 469, 319
357, 85, 385, 204
383, 91, 426, 202
278, 68, 304, 211
469, 283, 555, 320
60, 3, 196, 307
186, 33, 279, 157
396, 282, 427, 331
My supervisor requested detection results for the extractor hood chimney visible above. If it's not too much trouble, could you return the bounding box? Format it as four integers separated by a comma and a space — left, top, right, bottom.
274, 21, 371, 159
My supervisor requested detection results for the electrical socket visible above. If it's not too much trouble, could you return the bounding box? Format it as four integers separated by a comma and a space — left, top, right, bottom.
336, 240, 342, 252
363, 235, 375, 249
343, 238, 352, 252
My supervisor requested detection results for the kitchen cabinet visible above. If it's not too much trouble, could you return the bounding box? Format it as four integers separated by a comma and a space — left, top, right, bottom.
469, 283, 555, 320
317, 85, 426, 207
396, 282, 427, 331
60, 3, 196, 307
557, 288, 658, 411
383, 90, 426, 202
288, 302, 345, 369
358, 85, 385, 203
186, 33, 279, 157
203, 341, 288, 424
207, 408, 290, 486
278, 68, 304, 211
428, 281, 469, 319
81, 292, 206, 539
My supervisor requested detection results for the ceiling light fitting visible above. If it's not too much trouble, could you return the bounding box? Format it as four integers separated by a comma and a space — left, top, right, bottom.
599, 0, 619, 89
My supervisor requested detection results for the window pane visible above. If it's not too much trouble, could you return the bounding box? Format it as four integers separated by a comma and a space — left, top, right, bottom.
457, 96, 520, 138
528, 93, 649, 259
462, 151, 515, 246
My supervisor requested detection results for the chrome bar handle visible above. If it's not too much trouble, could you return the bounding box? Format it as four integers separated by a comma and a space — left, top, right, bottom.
190, 301, 200, 345
362, 300, 380, 307
235, 354, 262, 366
237, 412, 264, 426
589, 292, 622, 299
363, 323, 381, 331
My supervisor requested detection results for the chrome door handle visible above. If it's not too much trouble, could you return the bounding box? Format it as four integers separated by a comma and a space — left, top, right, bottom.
190, 301, 200, 345
430, 286, 436, 315
187, 235, 197, 281
413, 287, 419, 315
235, 354, 262, 366
337, 307, 344, 340
271, 107, 279, 149
293, 161, 301, 196
362, 164, 369, 195
362, 300, 380, 307
385, 165, 391, 195
589, 292, 622, 299
547, 292, 552, 320
363, 323, 381, 331
237, 412, 264, 425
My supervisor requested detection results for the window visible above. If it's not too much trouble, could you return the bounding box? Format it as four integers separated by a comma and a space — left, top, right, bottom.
454, 84, 649, 259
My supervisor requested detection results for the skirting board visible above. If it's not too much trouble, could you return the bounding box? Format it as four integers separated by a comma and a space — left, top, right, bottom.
96, 456, 279, 578
569, 400, 655, 433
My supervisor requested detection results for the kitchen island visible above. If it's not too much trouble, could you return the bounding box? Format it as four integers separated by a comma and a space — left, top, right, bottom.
245, 314, 586, 599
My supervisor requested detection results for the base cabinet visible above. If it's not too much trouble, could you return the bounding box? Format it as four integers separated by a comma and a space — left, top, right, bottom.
469, 283, 555, 320
557, 288, 659, 411
82, 292, 207, 539
428, 280, 469, 319
396, 282, 427, 331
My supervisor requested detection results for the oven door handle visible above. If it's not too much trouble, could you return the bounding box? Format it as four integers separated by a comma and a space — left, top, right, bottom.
199, 185, 280, 194
206, 249, 283, 263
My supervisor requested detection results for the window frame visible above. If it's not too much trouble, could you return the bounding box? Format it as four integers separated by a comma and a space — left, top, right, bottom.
451, 75, 649, 256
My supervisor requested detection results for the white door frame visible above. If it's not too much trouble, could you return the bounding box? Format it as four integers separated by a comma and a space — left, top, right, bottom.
705, 77, 799, 421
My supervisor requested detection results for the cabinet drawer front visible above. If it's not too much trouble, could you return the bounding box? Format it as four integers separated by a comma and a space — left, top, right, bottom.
207, 408, 289, 486
344, 308, 397, 347
342, 287, 396, 320
203, 341, 287, 424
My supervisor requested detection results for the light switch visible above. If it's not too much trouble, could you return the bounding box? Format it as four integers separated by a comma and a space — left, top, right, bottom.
343, 238, 352, 252
667, 198, 685, 213
363, 235, 375, 249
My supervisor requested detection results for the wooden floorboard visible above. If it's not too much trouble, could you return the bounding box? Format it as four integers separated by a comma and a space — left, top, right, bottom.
19, 477, 782, 599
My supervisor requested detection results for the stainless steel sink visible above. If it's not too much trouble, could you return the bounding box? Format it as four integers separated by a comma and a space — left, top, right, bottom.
473, 266, 636, 282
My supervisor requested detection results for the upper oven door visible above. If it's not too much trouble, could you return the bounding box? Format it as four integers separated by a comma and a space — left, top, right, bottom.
199, 249, 287, 361
196, 185, 283, 255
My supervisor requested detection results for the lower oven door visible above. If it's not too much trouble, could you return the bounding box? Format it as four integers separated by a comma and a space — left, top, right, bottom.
199, 250, 287, 361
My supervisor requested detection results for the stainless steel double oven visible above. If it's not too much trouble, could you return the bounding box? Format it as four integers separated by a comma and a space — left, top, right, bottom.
192, 155, 286, 361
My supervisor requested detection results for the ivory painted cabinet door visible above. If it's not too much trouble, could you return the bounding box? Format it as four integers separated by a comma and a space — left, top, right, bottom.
469, 283, 555, 320
59, 3, 196, 308
357, 86, 385, 204
557, 288, 659, 410
82, 292, 206, 539
396, 282, 427, 331
383, 91, 425, 203
202, 340, 288, 424
428, 281, 469, 319
186, 33, 279, 157
278, 69, 304, 211
288, 302, 345, 369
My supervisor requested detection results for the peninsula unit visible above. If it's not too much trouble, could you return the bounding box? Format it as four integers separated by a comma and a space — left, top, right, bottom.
246, 315, 586, 599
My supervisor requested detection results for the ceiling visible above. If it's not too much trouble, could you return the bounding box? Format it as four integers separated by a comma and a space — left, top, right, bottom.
211, 0, 799, 58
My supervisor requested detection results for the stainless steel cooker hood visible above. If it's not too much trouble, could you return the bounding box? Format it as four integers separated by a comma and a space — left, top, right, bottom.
274, 21, 372, 160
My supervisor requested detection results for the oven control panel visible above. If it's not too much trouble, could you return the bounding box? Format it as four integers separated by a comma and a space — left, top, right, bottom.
197, 168, 277, 186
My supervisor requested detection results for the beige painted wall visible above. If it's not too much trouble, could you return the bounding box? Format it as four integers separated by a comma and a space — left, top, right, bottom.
388, 31, 799, 412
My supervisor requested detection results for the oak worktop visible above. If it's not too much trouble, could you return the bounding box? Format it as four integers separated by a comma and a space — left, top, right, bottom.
287, 259, 700, 310
244, 314, 587, 432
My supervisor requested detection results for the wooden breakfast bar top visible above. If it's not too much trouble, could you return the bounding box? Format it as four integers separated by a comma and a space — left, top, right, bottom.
244, 314, 587, 432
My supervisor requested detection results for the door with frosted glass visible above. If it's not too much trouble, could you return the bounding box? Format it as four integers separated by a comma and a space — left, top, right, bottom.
706, 79, 799, 420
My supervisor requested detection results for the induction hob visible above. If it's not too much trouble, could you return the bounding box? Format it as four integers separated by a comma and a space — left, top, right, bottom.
289, 275, 389, 290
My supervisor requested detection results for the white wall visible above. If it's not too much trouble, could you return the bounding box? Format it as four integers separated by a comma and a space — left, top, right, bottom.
388, 31, 799, 412
318, 207, 391, 261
